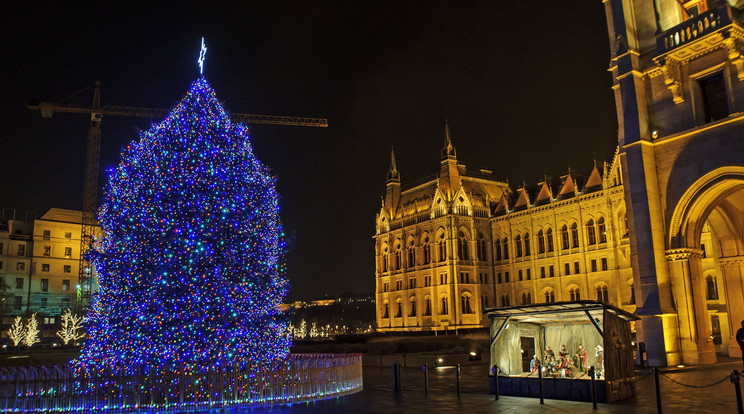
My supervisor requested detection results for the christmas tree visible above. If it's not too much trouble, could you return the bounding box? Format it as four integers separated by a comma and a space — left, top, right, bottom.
76, 77, 290, 375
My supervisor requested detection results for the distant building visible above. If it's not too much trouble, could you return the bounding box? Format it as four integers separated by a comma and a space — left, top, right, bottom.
0, 208, 99, 339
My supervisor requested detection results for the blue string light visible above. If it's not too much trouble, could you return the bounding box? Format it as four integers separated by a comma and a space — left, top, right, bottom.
75, 76, 290, 376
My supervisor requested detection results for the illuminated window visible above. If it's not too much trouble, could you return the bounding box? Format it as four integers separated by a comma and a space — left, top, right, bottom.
598, 218, 607, 243
64, 247, 72, 258
41, 264, 50, 272
63, 279, 70, 291
43, 246, 51, 257
64, 265, 71, 273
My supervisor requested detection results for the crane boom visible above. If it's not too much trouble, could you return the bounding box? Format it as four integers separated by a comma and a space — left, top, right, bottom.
28, 103, 329, 127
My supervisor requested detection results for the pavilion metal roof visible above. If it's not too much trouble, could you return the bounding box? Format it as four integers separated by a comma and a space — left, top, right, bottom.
484, 300, 639, 322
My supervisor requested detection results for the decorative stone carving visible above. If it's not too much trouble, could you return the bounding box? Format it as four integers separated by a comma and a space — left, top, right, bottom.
659, 57, 684, 103
664, 248, 704, 261
723, 30, 744, 81
718, 255, 744, 267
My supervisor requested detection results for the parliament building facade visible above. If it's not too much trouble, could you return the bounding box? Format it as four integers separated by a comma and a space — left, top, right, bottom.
375, 0, 744, 366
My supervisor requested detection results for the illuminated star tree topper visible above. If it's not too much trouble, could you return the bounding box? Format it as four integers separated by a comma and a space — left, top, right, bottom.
198, 37, 207, 74
75, 75, 290, 375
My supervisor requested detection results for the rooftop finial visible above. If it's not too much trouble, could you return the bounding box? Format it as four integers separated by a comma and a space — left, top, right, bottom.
387, 146, 400, 182
198, 37, 208, 75
390, 147, 398, 174
441, 119, 456, 160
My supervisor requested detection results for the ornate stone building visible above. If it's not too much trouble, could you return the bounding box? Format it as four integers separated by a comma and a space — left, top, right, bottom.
605, 0, 744, 366
374, 129, 638, 334
375, 0, 744, 367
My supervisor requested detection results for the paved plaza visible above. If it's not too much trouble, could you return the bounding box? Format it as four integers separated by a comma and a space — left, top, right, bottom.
252, 358, 743, 413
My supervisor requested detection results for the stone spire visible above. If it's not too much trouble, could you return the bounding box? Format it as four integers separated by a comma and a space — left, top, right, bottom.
439, 121, 460, 199
387, 147, 400, 183
441, 120, 457, 160
385, 147, 401, 216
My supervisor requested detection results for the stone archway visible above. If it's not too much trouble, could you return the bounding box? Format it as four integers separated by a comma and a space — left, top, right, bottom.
668, 167, 744, 361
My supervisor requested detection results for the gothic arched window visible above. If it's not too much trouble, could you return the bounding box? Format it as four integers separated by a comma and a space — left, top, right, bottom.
515, 234, 523, 257
586, 219, 596, 245
537, 229, 545, 254
571, 223, 579, 248
598, 217, 607, 243
561, 225, 569, 250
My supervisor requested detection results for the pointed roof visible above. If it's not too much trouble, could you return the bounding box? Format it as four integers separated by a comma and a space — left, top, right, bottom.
534, 180, 553, 205
493, 193, 509, 216
584, 163, 602, 192
513, 186, 530, 210
441, 121, 456, 160
387, 147, 400, 182
558, 172, 577, 199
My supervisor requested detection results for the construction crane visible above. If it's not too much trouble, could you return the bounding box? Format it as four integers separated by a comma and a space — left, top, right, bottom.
28, 81, 328, 311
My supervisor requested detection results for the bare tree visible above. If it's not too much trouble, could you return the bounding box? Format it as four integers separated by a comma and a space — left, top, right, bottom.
56, 308, 86, 345
23, 313, 40, 347
7, 316, 25, 346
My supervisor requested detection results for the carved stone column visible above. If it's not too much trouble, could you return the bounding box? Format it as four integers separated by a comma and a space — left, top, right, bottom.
719, 256, 744, 358
665, 248, 717, 364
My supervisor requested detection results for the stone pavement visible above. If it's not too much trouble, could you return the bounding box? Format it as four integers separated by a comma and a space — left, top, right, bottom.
250, 358, 743, 413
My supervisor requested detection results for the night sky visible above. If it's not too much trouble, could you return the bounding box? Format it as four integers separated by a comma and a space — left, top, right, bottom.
1, 2, 618, 301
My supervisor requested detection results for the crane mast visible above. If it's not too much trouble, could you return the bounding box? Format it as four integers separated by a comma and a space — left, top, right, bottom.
29, 82, 327, 310
78, 83, 102, 308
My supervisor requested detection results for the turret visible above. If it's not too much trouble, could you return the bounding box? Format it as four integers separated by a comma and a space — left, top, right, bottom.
384, 147, 401, 215
439, 122, 460, 199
